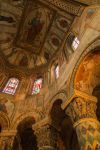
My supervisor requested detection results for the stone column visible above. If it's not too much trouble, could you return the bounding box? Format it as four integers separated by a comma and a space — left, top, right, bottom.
33, 118, 59, 150
65, 90, 100, 150
0, 130, 17, 150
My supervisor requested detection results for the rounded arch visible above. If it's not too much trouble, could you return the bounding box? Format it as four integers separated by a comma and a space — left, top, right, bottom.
11, 111, 41, 130
13, 115, 38, 150
8, 68, 27, 81
17, 116, 35, 131
69, 38, 100, 96
0, 112, 10, 130
47, 91, 67, 115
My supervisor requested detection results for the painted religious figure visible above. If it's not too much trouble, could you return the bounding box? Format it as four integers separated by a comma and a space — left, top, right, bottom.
0, 98, 14, 117
27, 12, 44, 43
16, 1, 53, 53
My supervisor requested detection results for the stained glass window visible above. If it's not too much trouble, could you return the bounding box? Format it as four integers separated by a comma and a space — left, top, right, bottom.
72, 37, 80, 50
3, 78, 19, 95
55, 65, 59, 79
32, 78, 42, 94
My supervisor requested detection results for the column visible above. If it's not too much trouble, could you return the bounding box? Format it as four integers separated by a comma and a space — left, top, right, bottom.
65, 91, 100, 150
33, 118, 59, 150
0, 130, 16, 150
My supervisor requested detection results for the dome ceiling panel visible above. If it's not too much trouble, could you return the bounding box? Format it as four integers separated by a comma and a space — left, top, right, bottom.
0, 0, 83, 69
43, 13, 74, 58
15, 0, 54, 54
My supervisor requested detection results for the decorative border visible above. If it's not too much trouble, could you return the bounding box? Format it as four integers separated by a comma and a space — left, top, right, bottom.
40, 0, 84, 16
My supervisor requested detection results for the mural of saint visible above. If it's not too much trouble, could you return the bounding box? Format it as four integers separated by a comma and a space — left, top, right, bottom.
26, 11, 44, 43
0, 99, 7, 114
17, 2, 53, 53
0, 98, 14, 117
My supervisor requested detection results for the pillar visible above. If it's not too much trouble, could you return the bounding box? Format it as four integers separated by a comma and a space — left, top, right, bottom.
0, 130, 16, 150
65, 91, 100, 150
33, 118, 59, 150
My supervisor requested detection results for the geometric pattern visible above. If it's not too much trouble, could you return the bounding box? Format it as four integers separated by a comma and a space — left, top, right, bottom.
75, 121, 100, 150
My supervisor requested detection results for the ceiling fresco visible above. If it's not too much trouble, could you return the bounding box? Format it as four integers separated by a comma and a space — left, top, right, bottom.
0, 0, 83, 69
15, 0, 54, 54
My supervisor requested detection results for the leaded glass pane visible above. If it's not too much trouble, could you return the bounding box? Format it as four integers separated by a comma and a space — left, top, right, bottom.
3, 78, 19, 95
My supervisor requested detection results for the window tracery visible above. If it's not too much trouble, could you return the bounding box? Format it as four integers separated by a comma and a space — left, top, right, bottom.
3, 78, 19, 95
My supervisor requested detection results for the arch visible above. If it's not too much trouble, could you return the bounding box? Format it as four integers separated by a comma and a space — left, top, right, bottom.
69, 38, 100, 96
11, 111, 41, 130
0, 112, 10, 130
17, 116, 35, 132
47, 91, 67, 114
8, 68, 27, 80
13, 116, 38, 150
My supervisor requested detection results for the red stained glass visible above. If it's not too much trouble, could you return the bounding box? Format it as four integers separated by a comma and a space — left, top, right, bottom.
3, 78, 19, 95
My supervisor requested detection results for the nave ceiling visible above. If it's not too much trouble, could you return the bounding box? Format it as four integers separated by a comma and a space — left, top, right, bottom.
0, 0, 85, 69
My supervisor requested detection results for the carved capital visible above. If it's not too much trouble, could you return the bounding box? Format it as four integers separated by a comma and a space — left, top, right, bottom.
0, 130, 17, 150
34, 124, 59, 150
33, 117, 59, 149
66, 96, 97, 123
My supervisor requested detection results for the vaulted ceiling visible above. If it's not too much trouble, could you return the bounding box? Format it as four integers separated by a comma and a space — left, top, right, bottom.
0, 0, 97, 69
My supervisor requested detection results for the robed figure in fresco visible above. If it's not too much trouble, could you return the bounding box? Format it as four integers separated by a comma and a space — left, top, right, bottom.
0, 98, 14, 117
26, 11, 44, 43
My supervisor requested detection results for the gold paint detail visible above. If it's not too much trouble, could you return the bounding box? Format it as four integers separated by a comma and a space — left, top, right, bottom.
62, 89, 97, 110
73, 118, 100, 128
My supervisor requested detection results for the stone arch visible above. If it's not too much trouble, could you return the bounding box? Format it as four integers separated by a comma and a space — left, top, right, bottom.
47, 91, 67, 115
0, 112, 10, 130
11, 111, 41, 130
12, 115, 38, 150
69, 38, 100, 96
48, 92, 79, 150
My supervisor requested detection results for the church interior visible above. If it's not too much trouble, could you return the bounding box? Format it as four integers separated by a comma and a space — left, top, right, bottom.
0, 0, 100, 149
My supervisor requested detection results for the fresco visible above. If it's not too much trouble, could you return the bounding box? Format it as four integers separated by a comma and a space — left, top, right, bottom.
0, 15, 15, 23
75, 53, 100, 94
16, 0, 53, 53
0, 98, 14, 117
43, 13, 74, 58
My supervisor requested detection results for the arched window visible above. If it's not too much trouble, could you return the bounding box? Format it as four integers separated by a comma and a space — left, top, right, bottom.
3, 78, 19, 95
32, 78, 42, 95
55, 64, 59, 79
72, 37, 80, 50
